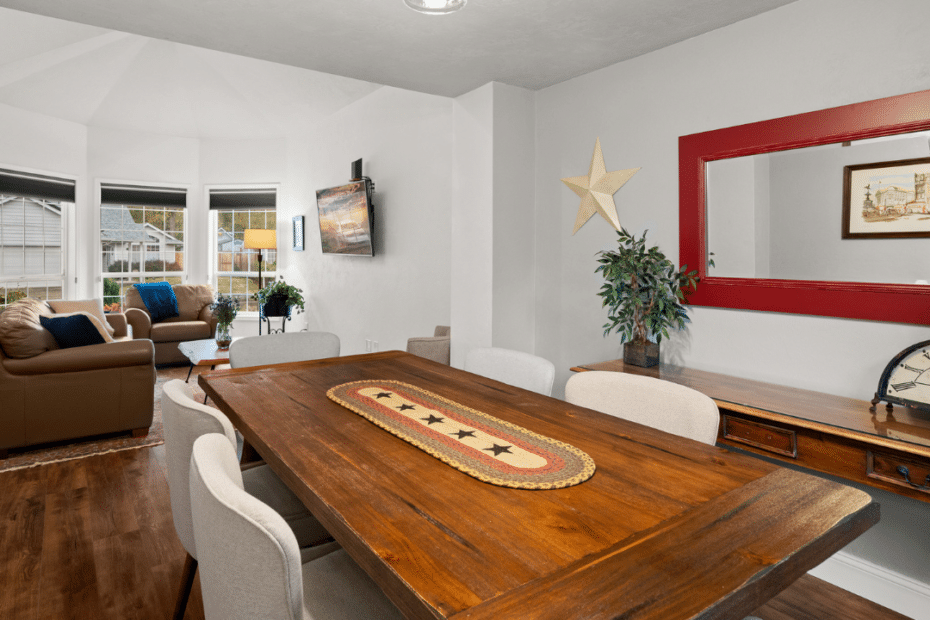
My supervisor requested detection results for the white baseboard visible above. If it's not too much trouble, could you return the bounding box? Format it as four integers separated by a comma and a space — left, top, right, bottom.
809, 550, 930, 619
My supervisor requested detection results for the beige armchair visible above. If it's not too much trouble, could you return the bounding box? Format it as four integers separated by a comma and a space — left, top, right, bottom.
406, 325, 450, 365
0, 297, 156, 457
124, 284, 217, 365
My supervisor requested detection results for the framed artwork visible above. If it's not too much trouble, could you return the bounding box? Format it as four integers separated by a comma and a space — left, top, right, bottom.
843, 156, 930, 239
292, 215, 304, 251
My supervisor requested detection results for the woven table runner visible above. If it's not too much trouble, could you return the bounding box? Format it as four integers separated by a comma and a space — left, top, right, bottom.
327, 380, 595, 490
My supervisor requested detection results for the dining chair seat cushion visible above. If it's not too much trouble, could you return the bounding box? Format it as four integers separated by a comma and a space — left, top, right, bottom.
300, 548, 405, 620
230, 331, 340, 369
242, 465, 331, 547
464, 346, 556, 396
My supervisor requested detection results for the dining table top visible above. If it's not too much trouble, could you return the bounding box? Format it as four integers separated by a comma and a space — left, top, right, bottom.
198, 350, 879, 620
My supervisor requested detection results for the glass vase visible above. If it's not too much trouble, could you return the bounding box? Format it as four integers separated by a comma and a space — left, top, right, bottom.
215, 324, 232, 350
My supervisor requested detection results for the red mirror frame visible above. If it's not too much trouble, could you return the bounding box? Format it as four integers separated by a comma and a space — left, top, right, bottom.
679, 88, 930, 325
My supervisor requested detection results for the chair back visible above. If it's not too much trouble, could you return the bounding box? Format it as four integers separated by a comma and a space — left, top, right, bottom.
190, 433, 303, 620
565, 371, 719, 445
406, 325, 451, 365
161, 379, 238, 557
463, 347, 555, 396
230, 331, 340, 369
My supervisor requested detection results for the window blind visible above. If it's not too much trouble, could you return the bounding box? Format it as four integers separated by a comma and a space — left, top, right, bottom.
101, 183, 187, 208
209, 188, 277, 210
0, 168, 75, 202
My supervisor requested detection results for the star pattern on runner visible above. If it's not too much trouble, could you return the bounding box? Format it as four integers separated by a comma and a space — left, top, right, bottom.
451, 429, 476, 439
397, 403, 416, 411
421, 414, 445, 425
483, 444, 513, 457
374, 392, 392, 399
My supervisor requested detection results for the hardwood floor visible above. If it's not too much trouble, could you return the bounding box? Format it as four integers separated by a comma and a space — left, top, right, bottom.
0, 427, 913, 619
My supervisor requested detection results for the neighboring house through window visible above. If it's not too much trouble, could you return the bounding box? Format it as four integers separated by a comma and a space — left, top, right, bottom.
210, 187, 277, 312
0, 168, 75, 308
100, 183, 187, 310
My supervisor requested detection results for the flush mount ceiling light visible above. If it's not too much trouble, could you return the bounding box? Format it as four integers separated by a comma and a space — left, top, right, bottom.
403, 0, 466, 15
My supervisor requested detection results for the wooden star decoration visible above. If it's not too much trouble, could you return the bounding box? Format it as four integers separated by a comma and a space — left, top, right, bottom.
561, 138, 640, 234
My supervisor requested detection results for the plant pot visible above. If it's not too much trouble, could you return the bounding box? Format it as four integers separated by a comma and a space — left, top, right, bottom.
623, 340, 659, 368
215, 324, 232, 350
262, 294, 290, 317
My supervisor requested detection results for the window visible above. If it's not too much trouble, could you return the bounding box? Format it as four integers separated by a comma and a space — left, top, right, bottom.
0, 168, 75, 308
210, 188, 277, 312
100, 183, 187, 310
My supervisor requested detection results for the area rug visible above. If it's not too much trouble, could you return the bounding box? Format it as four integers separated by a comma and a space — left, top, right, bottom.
0, 364, 213, 474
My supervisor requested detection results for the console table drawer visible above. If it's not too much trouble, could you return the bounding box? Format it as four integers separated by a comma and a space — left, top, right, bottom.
722, 416, 797, 458
868, 451, 930, 496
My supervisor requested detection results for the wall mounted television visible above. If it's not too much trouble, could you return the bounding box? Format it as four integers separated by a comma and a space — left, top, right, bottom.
316, 179, 374, 256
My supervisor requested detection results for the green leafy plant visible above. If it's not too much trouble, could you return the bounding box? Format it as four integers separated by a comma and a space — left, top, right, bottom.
595, 228, 698, 345
211, 294, 240, 327
252, 276, 305, 312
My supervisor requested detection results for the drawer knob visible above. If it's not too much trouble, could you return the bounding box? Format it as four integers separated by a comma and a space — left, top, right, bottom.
895, 465, 930, 490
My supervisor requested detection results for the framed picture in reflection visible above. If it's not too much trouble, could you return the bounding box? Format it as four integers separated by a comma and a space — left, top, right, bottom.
843, 156, 930, 239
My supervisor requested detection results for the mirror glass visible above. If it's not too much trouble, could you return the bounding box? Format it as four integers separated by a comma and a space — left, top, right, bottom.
706, 130, 930, 284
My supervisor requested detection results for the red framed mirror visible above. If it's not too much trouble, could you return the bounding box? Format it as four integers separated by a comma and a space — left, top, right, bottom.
679, 88, 930, 325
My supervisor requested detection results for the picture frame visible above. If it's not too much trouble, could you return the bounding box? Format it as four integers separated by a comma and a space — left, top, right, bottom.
842, 156, 930, 239
292, 215, 304, 251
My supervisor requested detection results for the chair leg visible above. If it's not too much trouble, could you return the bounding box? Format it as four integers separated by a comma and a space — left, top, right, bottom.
172, 553, 197, 620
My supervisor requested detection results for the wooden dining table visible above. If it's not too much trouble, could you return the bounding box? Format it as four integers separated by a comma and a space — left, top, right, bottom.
198, 350, 879, 620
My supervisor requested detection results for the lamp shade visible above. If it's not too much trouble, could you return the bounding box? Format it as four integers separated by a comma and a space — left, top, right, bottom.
243, 229, 277, 250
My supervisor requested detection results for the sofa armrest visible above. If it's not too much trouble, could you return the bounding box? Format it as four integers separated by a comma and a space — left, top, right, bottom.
105, 312, 130, 338
199, 304, 219, 332
2, 340, 155, 375
125, 307, 152, 339
406, 336, 451, 365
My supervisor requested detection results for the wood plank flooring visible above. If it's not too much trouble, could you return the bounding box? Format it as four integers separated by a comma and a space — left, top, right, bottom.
0, 431, 913, 619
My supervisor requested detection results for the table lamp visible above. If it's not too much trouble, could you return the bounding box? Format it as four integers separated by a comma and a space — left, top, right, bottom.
243, 228, 277, 294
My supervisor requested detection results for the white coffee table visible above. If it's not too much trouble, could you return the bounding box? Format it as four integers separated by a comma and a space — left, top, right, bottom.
178, 338, 238, 401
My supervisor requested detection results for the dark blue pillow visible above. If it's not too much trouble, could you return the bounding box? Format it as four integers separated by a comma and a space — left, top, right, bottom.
134, 282, 179, 323
40, 314, 107, 349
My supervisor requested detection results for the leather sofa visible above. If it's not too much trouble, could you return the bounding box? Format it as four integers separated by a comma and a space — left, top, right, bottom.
124, 284, 217, 365
0, 297, 156, 457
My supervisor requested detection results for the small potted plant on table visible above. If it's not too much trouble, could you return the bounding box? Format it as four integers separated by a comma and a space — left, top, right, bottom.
211, 295, 239, 349
596, 228, 697, 367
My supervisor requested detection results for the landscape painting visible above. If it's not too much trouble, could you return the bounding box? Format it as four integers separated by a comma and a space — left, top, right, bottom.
843, 156, 930, 239
316, 180, 373, 255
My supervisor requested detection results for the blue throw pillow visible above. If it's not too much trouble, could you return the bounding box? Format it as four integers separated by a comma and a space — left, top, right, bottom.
40, 314, 107, 349
134, 282, 179, 323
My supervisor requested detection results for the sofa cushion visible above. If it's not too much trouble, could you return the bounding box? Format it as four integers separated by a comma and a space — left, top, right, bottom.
39, 312, 113, 349
150, 320, 212, 343
48, 299, 116, 335
0, 297, 58, 358
133, 282, 179, 323
172, 284, 215, 321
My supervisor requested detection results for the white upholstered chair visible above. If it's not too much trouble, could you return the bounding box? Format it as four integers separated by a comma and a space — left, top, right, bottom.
162, 379, 332, 620
564, 371, 719, 445
406, 325, 450, 364
189, 433, 405, 620
230, 331, 340, 369
463, 347, 556, 396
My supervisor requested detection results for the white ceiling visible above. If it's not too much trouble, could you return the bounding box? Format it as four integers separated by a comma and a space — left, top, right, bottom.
1, 0, 797, 97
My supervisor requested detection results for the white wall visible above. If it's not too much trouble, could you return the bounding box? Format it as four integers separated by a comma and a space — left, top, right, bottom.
533, 0, 930, 605
298, 86, 454, 356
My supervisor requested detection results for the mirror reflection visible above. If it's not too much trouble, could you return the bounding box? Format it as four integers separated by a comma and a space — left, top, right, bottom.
706, 131, 930, 284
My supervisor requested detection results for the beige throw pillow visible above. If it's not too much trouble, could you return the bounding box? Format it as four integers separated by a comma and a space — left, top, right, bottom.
48, 299, 116, 335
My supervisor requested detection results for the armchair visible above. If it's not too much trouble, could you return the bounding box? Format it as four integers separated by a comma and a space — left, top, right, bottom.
124, 284, 217, 365
406, 325, 450, 365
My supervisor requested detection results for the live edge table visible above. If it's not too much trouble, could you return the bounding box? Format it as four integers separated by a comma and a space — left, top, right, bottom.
199, 351, 878, 620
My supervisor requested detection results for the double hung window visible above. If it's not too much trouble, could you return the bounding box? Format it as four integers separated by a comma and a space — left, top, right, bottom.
0, 168, 74, 308
210, 188, 277, 312
100, 183, 187, 309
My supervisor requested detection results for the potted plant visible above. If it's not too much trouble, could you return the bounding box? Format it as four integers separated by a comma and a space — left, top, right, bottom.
252, 276, 305, 317
211, 295, 239, 349
595, 228, 698, 367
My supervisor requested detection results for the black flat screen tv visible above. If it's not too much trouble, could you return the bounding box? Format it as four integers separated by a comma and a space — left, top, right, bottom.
316, 179, 374, 256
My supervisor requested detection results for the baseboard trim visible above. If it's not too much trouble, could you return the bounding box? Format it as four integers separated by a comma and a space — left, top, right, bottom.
809, 550, 930, 619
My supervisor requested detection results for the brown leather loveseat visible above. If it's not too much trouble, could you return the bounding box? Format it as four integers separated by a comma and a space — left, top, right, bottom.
123, 284, 217, 365
0, 297, 155, 457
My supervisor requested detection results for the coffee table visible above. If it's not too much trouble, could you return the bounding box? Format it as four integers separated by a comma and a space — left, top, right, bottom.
178, 339, 236, 401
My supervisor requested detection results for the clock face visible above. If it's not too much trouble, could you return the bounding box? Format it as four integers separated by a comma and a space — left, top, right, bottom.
881, 342, 930, 410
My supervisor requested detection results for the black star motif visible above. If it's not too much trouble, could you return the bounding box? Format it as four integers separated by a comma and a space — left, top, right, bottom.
451, 429, 476, 439
483, 444, 513, 457
374, 392, 392, 399
397, 404, 416, 411
420, 414, 445, 425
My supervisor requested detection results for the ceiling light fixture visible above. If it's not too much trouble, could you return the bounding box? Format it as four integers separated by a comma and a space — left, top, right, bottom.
403, 0, 466, 15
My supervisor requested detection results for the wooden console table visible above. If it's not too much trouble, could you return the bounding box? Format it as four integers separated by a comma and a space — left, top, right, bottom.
571, 360, 930, 504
